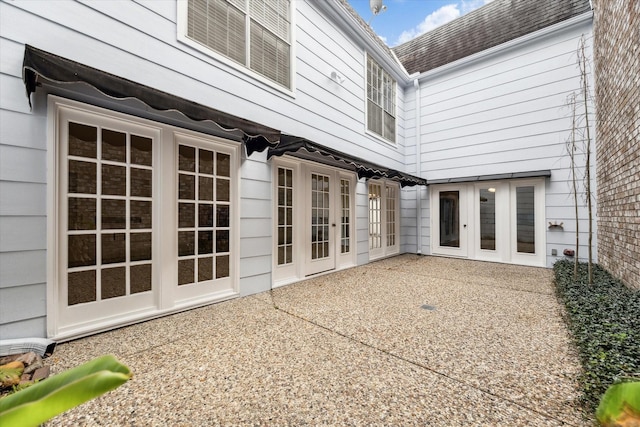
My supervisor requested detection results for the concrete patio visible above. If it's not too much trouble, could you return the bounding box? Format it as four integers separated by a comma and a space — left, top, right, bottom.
46, 255, 586, 426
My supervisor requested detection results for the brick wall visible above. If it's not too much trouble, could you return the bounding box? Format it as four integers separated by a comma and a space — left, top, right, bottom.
592, 0, 640, 289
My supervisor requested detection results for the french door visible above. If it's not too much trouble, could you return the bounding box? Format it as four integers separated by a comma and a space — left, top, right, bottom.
272, 159, 356, 284
431, 179, 545, 266
49, 97, 239, 340
368, 180, 400, 260
305, 168, 336, 275
432, 185, 469, 258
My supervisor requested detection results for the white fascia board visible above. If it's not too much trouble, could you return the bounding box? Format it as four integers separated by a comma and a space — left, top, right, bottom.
415, 11, 594, 83
313, 0, 411, 85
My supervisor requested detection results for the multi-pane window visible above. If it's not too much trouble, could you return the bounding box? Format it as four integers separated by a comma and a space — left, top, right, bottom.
177, 144, 231, 285
386, 185, 396, 247
66, 122, 153, 305
367, 55, 396, 143
186, 0, 291, 88
340, 179, 351, 254
277, 167, 294, 265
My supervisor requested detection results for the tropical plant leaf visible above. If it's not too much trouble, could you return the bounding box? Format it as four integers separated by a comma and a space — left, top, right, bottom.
596, 381, 640, 426
0, 354, 132, 427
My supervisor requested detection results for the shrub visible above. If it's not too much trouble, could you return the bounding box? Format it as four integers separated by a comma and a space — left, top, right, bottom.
554, 260, 640, 413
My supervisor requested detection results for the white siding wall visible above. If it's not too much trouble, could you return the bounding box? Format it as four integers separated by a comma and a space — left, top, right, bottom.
0, 33, 49, 336
0, 0, 410, 334
417, 18, 596, 267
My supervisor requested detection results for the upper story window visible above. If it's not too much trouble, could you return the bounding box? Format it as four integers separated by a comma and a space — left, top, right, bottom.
366, 55, 396, 143
185, 0, 291, 89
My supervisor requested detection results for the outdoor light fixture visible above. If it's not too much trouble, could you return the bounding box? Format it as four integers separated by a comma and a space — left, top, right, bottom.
330, 71, 345, 84
488, 187, 496, 192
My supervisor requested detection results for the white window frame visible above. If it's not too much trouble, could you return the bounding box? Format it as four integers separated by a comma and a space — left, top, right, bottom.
46, 96, 240, 340
177, 0, 295, 95
365, 54, 397, 144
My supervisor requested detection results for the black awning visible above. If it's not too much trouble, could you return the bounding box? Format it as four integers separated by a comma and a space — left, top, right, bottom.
267, 135, 428, 187
428, 170, 552, 184
22, 45, 279, 156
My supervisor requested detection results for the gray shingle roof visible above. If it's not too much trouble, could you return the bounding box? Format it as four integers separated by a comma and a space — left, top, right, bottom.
393, 0, 592, 75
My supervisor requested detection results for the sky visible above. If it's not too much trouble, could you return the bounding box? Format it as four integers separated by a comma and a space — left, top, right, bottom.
347, 0, 495, 47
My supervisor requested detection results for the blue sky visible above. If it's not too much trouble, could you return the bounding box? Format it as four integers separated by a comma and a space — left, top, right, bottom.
347, 0, 494, 47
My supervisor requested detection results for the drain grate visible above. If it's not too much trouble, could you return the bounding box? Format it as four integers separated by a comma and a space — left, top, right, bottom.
420, 304, 436, 311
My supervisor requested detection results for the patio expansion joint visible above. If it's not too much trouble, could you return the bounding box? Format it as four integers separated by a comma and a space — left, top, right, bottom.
380, 266, 555, 296
257, 291, 580, 427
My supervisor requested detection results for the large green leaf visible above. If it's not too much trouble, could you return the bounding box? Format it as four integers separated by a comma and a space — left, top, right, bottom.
0, 354, 132, 427
596, 381, 640, 426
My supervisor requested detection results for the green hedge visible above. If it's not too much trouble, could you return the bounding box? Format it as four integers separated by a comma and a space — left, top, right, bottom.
554, 260, 640, 412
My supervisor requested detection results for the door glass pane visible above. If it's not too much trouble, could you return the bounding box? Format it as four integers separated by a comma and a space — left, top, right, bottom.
69, 160, 96, 194
216, 255, 229, 279
198, 257, 213, 281
131, 264, 152, 294
69, 122, 97, 159
199, 150, 214, 174
102, 164, 126, 196
101, 267, 126, 299
516, 186, 535, 254
68, 234, 96, 268
131, 135, 153, 166
479, 188, 496, 250
68, 270, 96, 305
68, 198, 96, 230
102, 129, 126, 162
102, 233, 126, 264
102, 199, 126, 230
131, 201, 152, 229
130, 168, 152, 198
369, 184, 382, 249
439, 191, 459, 247
131, 233, 152, 261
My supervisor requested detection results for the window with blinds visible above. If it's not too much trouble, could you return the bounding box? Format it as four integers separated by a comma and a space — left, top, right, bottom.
366, 55, 396, 143
186, 0, 291, 89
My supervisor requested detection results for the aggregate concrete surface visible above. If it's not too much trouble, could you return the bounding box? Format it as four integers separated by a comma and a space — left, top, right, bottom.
46, 255, 587, 426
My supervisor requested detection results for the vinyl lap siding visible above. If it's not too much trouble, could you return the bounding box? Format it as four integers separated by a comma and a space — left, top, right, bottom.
418, 19, 596, 266
0, 37, 48, 338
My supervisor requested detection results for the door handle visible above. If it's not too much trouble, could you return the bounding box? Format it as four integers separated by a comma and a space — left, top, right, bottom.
463, 224, 467, 228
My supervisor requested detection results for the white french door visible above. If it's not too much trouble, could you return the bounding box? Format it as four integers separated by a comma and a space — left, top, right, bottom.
432, 185, 469, 258
55, 103, 160, 336
368, 180, 400, 260
173, 133, 238, 306
431, 179, 546, 266
305, 166, 336, 275
272, 159, 356, 284
49, 97, 240, 340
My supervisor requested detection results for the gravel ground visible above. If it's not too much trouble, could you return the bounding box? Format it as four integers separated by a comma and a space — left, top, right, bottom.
46, 255, 588, 426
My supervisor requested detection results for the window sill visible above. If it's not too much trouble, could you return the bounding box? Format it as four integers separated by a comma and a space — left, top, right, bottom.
365, 128, 398, 147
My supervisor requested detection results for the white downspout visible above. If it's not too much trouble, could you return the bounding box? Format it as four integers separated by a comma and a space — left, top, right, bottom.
414, 79, 422, 254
